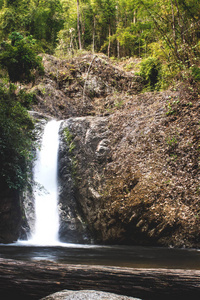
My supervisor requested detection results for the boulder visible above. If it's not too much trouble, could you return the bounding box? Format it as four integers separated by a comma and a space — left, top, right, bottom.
58, 116, 111, 243
0, 187, 21, 243
41, 289, 142, 300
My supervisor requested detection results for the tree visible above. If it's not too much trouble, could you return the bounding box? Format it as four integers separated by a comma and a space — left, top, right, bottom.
0, 85, 35, 190
0, 0, 64, 52
0, 32, 44, 83
138, 0, 200, 67
76, 0, 82, 49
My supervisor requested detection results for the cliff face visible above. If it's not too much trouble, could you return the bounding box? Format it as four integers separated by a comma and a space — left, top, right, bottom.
58, 116, 111, 243
0, 186, 21, 243
58, 120, 91, 243
1, 53, 199, 247
59, 89, 200, 247
54, 54, 199, 247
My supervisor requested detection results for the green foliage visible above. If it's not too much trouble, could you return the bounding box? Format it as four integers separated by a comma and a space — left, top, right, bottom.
139, 56, 161, 90
191, 66, 200, 82
64, 127, 77, 177
64, 127, 75, 153
64, 127, 73, 144
0, 32, 44, 83
166, 98, 180, 116
9, 31, 23, 45
0, 0, 64, 51
28, 0, 64, 47
166, 135, 178, 149
0, 0, 199, 72
18, 89, 37, 109
0, 85, 35, 190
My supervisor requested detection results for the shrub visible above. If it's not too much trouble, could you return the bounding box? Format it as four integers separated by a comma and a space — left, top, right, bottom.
191, 66, 200, 82
0, 85, 35, 190
0, 32, 44, 83
139, 56, 161, 90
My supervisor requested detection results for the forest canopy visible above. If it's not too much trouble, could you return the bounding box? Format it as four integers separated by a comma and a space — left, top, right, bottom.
0, 0, 199, 67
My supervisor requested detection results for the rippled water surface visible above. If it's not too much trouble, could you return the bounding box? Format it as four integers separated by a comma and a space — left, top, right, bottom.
0, 243, 200, 269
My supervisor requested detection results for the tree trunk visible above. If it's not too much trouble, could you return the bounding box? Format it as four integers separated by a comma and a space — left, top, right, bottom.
77, 0, 82, 50
92, 16, 96, 53
170, 0, 180, 60
133, 10, 137, 24
116, 4, 120, 58
108, 23, 111, 58
0, 258, 200, 300
174, 0, 185, 43
117, 39, 120, 59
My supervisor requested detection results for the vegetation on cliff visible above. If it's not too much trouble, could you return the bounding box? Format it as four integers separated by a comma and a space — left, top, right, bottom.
0, 32, 43, 190
0, 85, 35, 190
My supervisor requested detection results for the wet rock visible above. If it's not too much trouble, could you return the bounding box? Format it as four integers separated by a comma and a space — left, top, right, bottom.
57, 120, 91, 243
58, 116, 111, 242
41, 290, 142, 300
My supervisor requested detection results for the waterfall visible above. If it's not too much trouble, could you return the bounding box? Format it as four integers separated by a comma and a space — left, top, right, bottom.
29, 120, 62, 246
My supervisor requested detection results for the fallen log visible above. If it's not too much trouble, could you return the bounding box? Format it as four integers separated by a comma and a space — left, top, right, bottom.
0, 258, 200, 300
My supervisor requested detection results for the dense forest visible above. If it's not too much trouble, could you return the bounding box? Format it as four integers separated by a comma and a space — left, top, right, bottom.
0, 1, 200, 64
0, 0, 200, 190
0, 1, 199, 62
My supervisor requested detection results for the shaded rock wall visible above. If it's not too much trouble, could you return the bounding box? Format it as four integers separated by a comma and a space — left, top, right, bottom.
58, 120, 91, 243
59, 116, 112, 242
0, 187, 21, 243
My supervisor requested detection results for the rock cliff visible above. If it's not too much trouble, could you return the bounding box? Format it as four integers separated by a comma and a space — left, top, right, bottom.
0, 186, 21, 243
59, 89, 200, 247
1, 53, 199, 247
54, 54, 199, 247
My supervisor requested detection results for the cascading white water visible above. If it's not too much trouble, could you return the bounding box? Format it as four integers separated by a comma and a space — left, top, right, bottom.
29, 120, 62, 246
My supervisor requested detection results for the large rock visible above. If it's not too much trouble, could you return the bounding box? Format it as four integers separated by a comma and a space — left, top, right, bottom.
57, 119, 93, 243
58, 116, 111, 243
56, 86, 200, 247
41, 290, 142, 300
0, 187, 21, 243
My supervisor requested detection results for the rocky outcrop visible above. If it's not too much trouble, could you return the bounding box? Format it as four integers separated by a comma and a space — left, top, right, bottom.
29, 54, 200, 247
58, 120, 91, 243
58, 116, 111, 242
30, 53, 143, 119
58, 86, 200, 247
41, 290, 142, 300
0, 187, 21, 243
